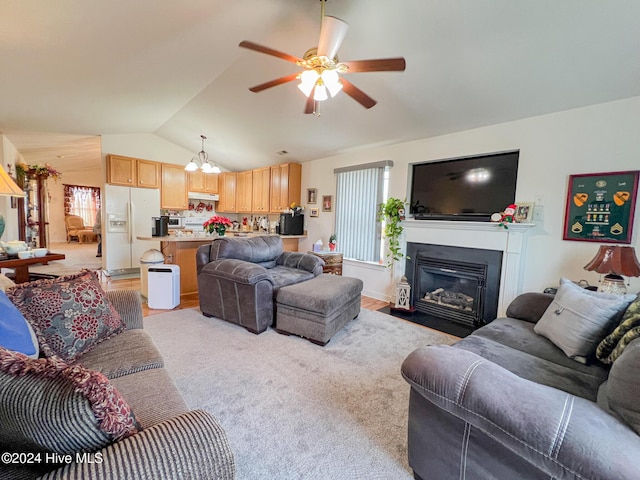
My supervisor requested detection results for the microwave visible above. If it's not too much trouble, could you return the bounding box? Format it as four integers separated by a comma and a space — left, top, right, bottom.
167, 216, 185, 229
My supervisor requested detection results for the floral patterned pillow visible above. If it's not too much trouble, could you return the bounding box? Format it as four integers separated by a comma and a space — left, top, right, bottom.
6, 270, 125, 363
0, 346, 139, 449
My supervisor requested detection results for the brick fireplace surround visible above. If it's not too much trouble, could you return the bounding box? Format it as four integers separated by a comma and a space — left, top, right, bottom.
402, 219, 534, 317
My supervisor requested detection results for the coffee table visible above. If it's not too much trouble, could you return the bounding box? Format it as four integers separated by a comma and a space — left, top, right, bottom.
0, 253, 66, 283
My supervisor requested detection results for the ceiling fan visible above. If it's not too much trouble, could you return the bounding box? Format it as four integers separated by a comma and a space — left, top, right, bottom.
239, 0, 406, 115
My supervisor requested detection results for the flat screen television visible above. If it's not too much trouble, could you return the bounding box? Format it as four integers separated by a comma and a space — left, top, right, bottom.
409, 151, 519, 221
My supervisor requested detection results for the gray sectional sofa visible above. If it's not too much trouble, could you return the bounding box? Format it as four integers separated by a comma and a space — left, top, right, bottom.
0, 289, 234, 480
196, 235, 324, 334
402, 291, 640, 480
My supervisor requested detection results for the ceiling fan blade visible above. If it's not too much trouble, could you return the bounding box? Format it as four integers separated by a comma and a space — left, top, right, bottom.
239, 40, 303, 64
317, 16, 349, 60
340, 78, 377, 109
341, 58, 406, 73
248, 73, 300, 93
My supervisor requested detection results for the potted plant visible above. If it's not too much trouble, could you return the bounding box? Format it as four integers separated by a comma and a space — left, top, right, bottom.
378, 197, 407, 268
203, 215, 233, 236
329, 233, 337, 251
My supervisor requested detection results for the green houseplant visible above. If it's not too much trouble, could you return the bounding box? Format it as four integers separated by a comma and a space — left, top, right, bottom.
378, 197, 407, 268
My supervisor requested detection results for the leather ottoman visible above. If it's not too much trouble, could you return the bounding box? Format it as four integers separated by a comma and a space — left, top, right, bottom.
275, 274, 363, 345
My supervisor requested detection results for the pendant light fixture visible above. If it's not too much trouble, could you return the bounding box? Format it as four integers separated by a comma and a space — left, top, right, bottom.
185, 135, 221, 174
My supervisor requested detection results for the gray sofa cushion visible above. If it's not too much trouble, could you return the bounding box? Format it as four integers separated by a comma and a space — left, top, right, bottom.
454, 322, 609, 401
111, 368, 189, 429
210, 235, 283, 268
74, 329, 164, 379
268, 265, 315, 289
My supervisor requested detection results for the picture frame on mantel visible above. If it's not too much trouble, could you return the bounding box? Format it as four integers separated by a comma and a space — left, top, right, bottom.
563, 170, 639, 244
514, 202, 534, 223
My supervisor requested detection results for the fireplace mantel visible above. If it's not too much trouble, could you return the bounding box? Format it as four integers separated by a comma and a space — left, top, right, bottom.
402, 219, 535, 316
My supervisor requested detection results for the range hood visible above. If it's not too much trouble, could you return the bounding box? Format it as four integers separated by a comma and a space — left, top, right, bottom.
188, 192, 220, 201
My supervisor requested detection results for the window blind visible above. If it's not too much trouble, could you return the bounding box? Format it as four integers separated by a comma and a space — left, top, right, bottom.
335, 167, 385, 262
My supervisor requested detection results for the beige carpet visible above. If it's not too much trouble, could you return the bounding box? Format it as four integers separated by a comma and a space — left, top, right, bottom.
28, 241, 101, 277
144, 307, 457, 480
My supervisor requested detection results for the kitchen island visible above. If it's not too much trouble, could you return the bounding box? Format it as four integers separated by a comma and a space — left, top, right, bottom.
137, 233, 307, 296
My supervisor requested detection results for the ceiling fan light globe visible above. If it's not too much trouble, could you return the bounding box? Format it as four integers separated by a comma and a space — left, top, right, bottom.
298, 81, 315, 97
314, 84, 328, 101
326, 80, 343, 98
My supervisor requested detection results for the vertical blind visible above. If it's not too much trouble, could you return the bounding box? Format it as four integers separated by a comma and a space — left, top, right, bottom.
335, 165, 386, 262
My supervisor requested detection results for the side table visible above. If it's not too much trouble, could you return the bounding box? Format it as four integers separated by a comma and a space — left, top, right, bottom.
309, 251, 343, 276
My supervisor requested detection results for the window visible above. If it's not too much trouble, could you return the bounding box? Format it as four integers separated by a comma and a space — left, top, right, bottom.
334, 161, 392, 263
63, 185, 101, 227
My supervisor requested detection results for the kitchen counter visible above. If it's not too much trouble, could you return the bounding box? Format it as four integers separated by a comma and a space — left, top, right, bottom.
136, 233, 306, 297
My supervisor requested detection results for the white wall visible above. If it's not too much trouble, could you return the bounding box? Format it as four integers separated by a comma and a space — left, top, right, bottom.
0, 135, 25, 241
101, 133, 194, 165
300, 96, 640, 301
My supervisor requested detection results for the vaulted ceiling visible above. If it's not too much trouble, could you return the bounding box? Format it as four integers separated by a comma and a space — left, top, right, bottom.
1, 1, 639, 172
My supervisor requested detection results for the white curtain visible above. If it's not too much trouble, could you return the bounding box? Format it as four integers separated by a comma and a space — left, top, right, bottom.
64, 185, 100, 227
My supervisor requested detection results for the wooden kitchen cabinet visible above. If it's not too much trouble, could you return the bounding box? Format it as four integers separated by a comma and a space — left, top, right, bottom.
236, 170, 253, 212
107, 154, 159, 188
160, 163, 188, 209
270, 162, 302, 212
218, 172, 237, 212
137, 159, 159, 188
252, 167, 271, 213
188, 171, 219, 193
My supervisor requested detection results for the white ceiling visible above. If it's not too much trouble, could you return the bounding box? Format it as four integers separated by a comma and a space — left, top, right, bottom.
1, 0, 639, 173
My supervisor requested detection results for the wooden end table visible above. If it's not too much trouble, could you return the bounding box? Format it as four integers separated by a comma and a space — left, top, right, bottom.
309, 251, 343, 276
0, 253, 66, 283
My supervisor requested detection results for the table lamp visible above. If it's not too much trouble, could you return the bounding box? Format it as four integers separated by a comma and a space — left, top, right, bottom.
0, 164, 26, 240
584, 245, 640, 294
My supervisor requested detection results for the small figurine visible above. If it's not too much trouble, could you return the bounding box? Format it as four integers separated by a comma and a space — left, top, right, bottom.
491, 203, 517, 229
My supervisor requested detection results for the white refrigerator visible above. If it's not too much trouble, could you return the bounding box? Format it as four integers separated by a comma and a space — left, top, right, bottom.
104, 185, 160, 275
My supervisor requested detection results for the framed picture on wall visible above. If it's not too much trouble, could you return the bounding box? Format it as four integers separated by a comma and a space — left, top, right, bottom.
309, 207, 319, 217
307, 188, 317, 204
563, 170, 639, 243
322, 195, 332, 212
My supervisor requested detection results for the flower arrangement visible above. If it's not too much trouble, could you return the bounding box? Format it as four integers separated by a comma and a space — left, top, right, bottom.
16, 163, 61, 184
203, 215, 232, 236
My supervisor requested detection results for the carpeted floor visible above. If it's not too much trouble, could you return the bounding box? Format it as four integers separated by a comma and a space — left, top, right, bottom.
144, 307, 457, 480
28, 242, 101, 277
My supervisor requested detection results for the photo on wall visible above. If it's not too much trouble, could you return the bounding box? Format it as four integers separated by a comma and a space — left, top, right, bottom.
322, 195, 332, 212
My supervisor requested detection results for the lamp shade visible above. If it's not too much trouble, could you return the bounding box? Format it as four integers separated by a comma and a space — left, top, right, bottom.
584, 245, 640, 278
0, 164, 25, 197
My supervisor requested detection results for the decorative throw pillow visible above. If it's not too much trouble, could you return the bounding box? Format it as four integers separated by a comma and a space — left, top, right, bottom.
533, 278, 636, 361
605, 338, 640, 435
596, 294, 640, 364
0, 290, 39, 358
5, 270, 125, 363
0, 346, 140, 455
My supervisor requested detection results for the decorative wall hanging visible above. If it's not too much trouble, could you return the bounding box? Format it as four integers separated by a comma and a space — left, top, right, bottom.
563, 170, 639, 243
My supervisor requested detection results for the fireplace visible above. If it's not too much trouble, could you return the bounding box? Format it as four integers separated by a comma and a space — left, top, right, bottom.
406, 243, 502, 330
